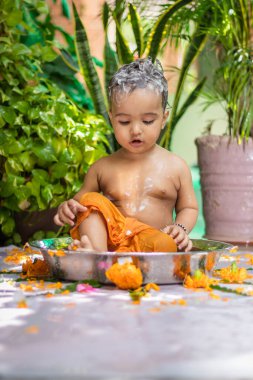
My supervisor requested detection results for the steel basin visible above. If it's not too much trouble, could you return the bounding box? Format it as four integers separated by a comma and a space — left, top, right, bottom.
30, 237, 232, 284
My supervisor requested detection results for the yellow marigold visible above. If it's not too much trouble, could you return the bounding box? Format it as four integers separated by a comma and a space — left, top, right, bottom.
106, 262, 143, 290
184, 270, 214, 289
171, 299, 187, 306
4, 247, 29, 265
48, 249, 65, 257
19, 284, 34, 292
145, 283, 160, 292
17, 300, 28, 308
244, 253, 253, 265
45, 282, 62, 289
214, 262, 251, 283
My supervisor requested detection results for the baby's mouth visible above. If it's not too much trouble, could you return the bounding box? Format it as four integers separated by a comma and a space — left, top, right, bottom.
130, 139, 143, 145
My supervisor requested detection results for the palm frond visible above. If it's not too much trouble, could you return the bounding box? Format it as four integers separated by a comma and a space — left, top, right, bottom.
145, 0, 193, 60
128, 3, 144, 57
73, 3, 108, 123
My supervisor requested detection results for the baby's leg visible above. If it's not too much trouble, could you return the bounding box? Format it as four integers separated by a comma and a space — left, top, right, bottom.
77, 211, 108, 251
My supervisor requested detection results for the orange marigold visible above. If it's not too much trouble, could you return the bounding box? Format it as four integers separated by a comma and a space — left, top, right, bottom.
184, 270, 215, 289
106, 262, 143, 290
214, 262, 252, 284
4, 247, 29, 265
22, 259, 50, 278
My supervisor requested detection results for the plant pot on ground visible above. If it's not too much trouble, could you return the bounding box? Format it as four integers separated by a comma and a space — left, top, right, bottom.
195, 136, 253, 244
195, 0, 253, 244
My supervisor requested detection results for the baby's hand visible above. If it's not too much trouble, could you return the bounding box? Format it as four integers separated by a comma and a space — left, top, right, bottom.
162, 224, 192, 252
54, 199, 87, 227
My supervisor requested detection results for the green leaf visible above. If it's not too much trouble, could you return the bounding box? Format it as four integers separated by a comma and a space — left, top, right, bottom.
50, 162, 69, 179
171, 77, 207, 131
0, 180, 14, 197
60, 49, 79, 72
0, 116, 5, 128
102, 2, 110, 30
0, 209, 11, 224
41, 46, 58, 62
0, 106, 16, 125
41, 186, 53, 203
104, 35, 118, 101
146, 0, 193, 59
160, 18, 209, 149
2, 217, 15, 236
0, 141, 24, 156
114, 21, 134, 64
32, 144, 57, 162
61, 0, 71, 19
6, 157, 23, 172
52, 182, 64, 194
12, 43, 31, 56
17, 66, 34, 81
83, 148, 97, 165
32, 169, 49, 185
73, 3, 108, 123
128, 3, 144, 57
6, 10, 22, 27
12, 101, 29, 114
19, 151, 36, 172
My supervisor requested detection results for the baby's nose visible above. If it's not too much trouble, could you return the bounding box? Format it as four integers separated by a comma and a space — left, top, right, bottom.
131, 123, 142, 135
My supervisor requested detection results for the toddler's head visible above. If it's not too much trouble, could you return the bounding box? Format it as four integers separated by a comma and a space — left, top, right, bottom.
108, 58, 168, 112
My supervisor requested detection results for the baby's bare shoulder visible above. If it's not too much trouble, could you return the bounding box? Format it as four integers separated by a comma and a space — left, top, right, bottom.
157, 146, 187, 168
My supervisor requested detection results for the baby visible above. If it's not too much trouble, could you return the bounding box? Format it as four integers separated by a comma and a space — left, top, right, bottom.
54, 58, 198, 252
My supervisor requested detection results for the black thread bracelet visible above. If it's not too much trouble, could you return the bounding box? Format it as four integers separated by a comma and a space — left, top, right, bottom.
173, 223, 188, 234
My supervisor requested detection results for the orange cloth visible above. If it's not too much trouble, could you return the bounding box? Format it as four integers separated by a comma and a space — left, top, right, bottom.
70, 192, 177, 252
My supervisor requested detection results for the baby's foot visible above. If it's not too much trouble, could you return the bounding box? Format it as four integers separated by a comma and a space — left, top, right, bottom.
68, 236, 95, 251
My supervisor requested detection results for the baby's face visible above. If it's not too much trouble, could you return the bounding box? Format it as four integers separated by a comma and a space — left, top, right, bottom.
109, 88, 168, 154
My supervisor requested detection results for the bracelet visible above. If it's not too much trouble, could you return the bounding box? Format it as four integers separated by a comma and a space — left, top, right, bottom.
173, 223, 188, 234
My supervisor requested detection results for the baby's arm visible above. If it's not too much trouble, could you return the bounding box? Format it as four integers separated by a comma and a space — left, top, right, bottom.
54, 163, 100, 226
163, 159, 198, 251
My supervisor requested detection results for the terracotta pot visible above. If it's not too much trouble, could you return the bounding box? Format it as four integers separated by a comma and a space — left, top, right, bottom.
195, 135, 253, 244
14, 207, 60, 244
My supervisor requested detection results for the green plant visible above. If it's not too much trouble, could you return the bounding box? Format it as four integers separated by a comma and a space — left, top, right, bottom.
61, 0, 209, 151
202, 0, 253, 139
0, 0, 110, 244
20, 0, 94, 109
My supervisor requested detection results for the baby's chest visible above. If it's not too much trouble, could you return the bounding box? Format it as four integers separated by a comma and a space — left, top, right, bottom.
99, 170, 178, 201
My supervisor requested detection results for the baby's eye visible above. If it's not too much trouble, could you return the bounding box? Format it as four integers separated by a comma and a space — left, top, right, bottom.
143, 120, 154, 125
119, 121, 130, 125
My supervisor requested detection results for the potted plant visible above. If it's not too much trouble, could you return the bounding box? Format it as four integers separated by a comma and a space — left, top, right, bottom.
195, 0, 253, 243
0, 0, 110, 244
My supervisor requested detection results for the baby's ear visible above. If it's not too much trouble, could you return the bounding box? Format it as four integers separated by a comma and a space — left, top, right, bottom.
162, 110, 169, 128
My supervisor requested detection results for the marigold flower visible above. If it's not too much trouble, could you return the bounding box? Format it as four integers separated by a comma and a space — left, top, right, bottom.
17, 300, 28, 308
184, 270, 215, 289
145, 283, 160, 292
19, 284, 34, 292
171, 299, 187, 306
25, 325, 39, 334
48, 249, 65, 257
149, 307, 161, 313
106, 262, 143, 290
244, 253, 253, 265
22, 259, 50, 278
4, 248, 30, 265
214, 262, 252, 283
